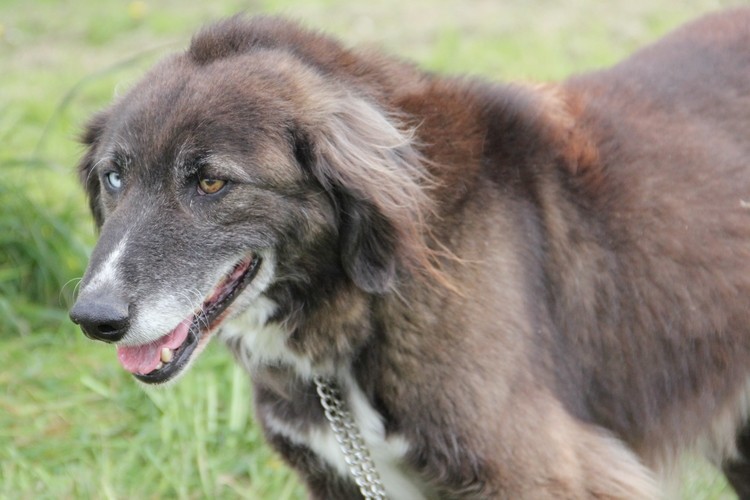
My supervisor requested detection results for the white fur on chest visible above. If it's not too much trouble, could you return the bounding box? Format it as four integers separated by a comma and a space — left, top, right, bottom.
220, 300, 427, 500
265, 375, 427, 500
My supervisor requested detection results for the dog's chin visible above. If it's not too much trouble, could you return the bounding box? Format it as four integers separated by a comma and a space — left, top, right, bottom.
125, 254, 262, 385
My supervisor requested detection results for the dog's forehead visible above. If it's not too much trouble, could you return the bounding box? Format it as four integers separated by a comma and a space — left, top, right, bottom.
103, 54, 303, 182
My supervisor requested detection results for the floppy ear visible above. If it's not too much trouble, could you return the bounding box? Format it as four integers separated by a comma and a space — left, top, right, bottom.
77, 110, 110, 229
299, 95, 432, 293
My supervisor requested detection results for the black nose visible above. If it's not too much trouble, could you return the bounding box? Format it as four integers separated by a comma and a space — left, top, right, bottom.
70, 293, 130, 343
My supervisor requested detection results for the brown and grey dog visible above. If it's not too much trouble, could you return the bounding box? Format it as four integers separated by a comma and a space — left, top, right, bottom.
70, 9, 750, 499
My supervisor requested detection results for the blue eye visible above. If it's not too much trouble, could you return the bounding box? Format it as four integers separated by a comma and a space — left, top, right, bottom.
105, 171, 122, 191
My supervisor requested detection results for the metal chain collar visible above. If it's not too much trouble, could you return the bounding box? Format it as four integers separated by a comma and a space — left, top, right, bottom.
313, 376, 388, 500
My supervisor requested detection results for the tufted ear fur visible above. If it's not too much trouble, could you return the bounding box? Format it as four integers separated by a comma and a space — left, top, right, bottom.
299, 95, 434, 293
77, 110, 110, 229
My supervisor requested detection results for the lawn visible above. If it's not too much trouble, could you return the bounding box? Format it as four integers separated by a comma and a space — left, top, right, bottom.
0, 0, 745, 498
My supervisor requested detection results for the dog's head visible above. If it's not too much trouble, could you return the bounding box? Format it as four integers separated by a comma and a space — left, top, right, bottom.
70, 16, 433, 384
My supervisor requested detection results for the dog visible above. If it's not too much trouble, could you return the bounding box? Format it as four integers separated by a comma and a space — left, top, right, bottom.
70, 9, 750, 499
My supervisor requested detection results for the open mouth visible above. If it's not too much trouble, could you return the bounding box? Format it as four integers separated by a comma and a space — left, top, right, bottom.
116, 254, 261, 384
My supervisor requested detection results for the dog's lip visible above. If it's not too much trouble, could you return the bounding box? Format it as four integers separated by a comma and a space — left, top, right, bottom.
117, 254, 261, 384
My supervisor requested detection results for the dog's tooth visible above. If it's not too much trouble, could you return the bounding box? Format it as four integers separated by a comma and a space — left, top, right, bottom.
160, 347, 173, 364
155, 362, 164, 371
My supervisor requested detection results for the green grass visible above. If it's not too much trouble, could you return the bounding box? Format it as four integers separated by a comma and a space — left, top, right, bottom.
1, 0, 747, 498
0, 333, 303, 499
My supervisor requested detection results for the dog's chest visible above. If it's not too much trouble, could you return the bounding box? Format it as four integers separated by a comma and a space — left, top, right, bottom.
220, 298, 429, 500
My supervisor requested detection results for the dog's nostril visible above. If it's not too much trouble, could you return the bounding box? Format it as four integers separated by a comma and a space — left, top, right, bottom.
69, 295, 131, 343
94, 319, 129, 338
98, 323, 119, 334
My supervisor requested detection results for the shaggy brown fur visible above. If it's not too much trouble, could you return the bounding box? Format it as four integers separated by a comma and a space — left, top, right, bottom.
74, 9, 750, 499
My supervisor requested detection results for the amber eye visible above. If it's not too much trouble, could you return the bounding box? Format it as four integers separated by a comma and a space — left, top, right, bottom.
197, 178, 226, 195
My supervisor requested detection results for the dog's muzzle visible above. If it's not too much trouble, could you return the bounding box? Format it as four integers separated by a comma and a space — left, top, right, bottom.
70, 254, 262, 384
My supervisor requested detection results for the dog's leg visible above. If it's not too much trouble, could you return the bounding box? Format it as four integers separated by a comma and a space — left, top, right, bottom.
266, 433, 363, 500
574, 426, 660, 500
414, 389, 660, 499
529, 409, 659, 499
723, 422, 750, 499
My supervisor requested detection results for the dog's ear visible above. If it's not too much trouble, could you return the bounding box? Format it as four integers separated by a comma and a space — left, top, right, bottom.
336, 191, 398, 294
77, 110, 110, 229
297, 95, 432, 293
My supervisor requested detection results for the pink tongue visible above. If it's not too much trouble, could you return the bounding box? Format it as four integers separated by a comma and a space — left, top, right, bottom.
116, 319, 191, 375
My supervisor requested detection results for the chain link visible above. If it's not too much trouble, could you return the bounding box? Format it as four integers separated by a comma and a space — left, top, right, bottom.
314, 376, 388, 500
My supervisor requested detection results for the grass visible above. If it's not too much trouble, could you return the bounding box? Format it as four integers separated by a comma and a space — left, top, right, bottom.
1, 334, 302, 499
0, 0, 746, 498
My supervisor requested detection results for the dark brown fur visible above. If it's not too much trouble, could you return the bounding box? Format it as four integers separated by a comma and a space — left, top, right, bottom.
76, 9, 750, 499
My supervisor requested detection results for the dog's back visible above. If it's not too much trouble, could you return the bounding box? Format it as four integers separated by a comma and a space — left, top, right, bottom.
546, 7, 750, 485
563, 8, 750, 489
554, 6, 750, 450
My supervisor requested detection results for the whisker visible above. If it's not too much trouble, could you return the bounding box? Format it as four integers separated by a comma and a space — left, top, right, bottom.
59, 277, 84, 306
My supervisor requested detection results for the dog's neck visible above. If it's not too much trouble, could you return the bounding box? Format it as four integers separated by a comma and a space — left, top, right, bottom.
219, 292, 430, 500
